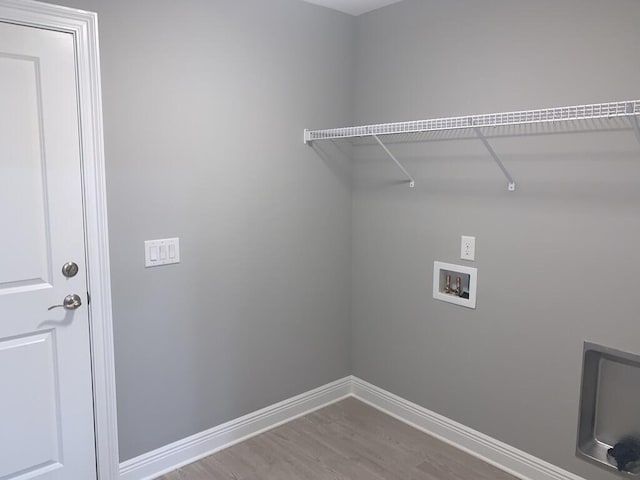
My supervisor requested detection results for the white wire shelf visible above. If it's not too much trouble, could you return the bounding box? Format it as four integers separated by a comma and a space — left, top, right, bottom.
304, 99, 640, 191
304, 100, 640, 142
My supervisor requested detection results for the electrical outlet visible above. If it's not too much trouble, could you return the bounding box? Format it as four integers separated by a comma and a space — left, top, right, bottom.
461, 235, 475, 261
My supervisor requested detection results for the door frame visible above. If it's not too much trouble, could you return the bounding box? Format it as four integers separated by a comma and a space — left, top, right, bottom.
0, 1, 119, 478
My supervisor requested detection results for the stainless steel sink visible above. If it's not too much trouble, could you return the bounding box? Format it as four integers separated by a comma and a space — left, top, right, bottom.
577, 342, 640, 476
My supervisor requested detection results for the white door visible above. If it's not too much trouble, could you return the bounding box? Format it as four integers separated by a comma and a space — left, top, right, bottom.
0, 20, 97, 480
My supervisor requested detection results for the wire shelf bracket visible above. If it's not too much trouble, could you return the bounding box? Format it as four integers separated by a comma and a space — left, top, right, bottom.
629, 115, 640, 146
372, 134, 415, 188
474, 129, 516, 191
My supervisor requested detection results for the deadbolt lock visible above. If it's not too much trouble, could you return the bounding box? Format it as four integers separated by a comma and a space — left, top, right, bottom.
62, 261, 79, 278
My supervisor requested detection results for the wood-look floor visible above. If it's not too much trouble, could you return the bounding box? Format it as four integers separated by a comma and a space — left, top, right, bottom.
157, 397, 517, 480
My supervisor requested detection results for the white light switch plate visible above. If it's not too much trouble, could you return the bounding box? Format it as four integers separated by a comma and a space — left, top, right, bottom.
461, 235, 475, 261
145, 238, 180, 267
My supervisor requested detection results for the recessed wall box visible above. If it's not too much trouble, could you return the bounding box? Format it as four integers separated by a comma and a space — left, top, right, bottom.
433, 261, 477, 309
577, 342, 640, 476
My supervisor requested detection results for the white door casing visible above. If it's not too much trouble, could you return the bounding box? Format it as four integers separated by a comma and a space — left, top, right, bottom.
0, 1, 118, 479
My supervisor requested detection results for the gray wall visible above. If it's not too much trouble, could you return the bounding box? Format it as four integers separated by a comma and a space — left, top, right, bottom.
46, 0, 354, 461
352, 1, 640, 479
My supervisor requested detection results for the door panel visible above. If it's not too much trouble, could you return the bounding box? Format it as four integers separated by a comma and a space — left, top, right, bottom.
0, 21, 97, 480
0, 54, 51, 290
0, 331, 61, 477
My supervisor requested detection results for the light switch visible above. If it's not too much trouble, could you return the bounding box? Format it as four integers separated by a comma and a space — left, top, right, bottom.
145, 238, 180, 267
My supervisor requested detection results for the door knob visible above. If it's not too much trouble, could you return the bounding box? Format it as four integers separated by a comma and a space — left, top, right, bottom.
48, 294, 82, 311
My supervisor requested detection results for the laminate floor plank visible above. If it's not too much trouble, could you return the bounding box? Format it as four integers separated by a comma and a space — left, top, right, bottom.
156, 397, 517, 480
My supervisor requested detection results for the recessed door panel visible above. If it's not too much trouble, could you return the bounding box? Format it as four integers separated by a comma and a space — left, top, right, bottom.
0, 55, 51, 292
0, 332, 61, 478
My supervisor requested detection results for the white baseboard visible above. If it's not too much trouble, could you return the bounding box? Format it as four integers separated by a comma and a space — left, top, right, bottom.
351, 377, 585, 480
120, 376, 585, 480
119, 377, 351, 480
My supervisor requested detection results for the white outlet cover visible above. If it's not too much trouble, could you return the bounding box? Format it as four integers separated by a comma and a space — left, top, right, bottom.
461, 235, 475, 261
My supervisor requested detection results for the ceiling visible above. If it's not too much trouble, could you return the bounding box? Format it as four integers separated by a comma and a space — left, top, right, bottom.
302, 0, 404, 16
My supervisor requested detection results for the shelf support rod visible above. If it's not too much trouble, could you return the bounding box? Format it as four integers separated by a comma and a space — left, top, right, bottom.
372, 134, 415, 188
629, 115, 640, 146
474, 129, 516, 192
